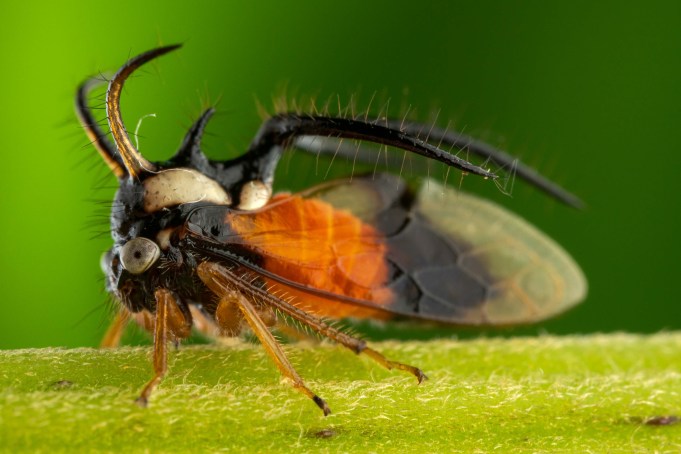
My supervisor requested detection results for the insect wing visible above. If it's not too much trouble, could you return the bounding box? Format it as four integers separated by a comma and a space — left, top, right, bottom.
184, 174, 587, 325
411, 179, 587, 324
310, 174, 587, 325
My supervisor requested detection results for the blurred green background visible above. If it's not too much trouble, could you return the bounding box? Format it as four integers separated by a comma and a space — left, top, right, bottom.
1, 1, 679, 349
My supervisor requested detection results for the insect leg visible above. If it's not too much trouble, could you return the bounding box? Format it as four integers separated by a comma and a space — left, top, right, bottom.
214, 296, 244, 337
276, 323, 318, 342
199, 262, 427, 383
189, 305, 221, 338
270, 299, 427, 383
100, 308, 131, 348
135, 289, 192, 406
197, 263, 331, 416
136, 290, 171, 407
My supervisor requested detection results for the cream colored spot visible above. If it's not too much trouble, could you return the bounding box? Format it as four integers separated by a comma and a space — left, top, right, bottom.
143, 168, 231, 212
238, 180, 272, 210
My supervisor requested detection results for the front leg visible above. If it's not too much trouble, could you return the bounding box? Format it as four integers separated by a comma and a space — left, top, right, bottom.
100, 309, 131, 348
135, 289, 192, 407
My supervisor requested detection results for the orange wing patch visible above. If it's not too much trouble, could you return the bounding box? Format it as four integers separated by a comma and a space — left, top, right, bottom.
227, 195, 394, 318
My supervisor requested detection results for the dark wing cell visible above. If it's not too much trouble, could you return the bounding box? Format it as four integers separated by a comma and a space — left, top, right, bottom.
412, 179, 587, 324
373, 211, 488, 320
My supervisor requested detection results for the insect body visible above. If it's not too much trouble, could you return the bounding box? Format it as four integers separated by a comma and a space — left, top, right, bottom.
76, 45, 587, 415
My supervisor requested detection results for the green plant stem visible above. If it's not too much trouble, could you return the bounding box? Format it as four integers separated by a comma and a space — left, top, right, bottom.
1, 333, 680, 453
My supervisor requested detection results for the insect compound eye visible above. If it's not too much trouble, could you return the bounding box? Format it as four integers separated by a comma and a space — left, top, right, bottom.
119, 237, 161, 274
